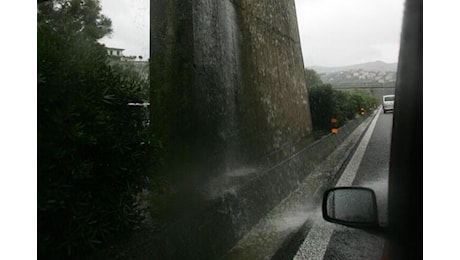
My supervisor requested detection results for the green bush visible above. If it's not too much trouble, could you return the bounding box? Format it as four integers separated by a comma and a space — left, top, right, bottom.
38, 1, 160, 258
334, 90, 356, 124
347, 89, 379, 113
307, 82, 378, 137
308, 84, 337, 131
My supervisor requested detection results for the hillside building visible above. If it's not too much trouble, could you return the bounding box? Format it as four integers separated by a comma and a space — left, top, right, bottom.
106, 47, 136, 62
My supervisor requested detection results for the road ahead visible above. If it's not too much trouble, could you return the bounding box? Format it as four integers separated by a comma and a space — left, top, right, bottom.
293, 108, 393, 260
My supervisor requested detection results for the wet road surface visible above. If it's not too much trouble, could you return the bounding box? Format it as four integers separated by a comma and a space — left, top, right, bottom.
293, 108, 393, 260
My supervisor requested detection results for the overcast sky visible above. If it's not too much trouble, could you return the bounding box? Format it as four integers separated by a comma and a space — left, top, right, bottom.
98, 0, 150, 60
295, 0, 405, 67
98, 0, 404, 67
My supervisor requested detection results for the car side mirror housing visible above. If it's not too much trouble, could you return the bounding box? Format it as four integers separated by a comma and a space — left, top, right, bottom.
322, 187, 379, 228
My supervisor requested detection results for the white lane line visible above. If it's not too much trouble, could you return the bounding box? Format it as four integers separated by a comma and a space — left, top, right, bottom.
294, 108, 382, 260
336, 108, 381, 186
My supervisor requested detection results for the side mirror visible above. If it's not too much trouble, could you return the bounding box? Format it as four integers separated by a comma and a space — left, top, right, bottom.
322, 187, 379, 228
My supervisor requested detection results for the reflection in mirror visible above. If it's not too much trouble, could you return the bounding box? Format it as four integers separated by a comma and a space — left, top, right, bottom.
323, 187, 378, 227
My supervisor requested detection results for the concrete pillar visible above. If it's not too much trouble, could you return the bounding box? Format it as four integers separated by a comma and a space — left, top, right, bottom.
150, 0, 313, 180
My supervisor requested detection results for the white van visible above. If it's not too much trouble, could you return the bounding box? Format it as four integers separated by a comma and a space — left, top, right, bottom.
382, 95, 395, 114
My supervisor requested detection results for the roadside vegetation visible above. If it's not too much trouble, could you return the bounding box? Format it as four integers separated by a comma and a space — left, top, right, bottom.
305, 69, 378, 139
38, 1, 161, 258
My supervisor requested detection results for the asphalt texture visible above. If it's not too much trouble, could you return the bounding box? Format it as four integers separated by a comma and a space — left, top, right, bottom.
223, 109, 393, 260
224, 111, 377, 260
317, 109, 393, 260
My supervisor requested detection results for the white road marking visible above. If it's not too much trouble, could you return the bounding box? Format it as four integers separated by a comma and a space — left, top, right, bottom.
294, 108, 382, 260
336, 108, 381, 186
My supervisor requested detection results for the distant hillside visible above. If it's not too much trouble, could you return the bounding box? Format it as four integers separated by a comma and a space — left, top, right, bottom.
309, 61, 397, 74
308, 61, 398, 88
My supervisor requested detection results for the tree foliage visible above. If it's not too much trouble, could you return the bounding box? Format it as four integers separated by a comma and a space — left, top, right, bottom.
304, 68, 324, 88
38, 1, 159, 258
38, 0, 112, 40
305, 69, 378, 138
308, 84, 336, 131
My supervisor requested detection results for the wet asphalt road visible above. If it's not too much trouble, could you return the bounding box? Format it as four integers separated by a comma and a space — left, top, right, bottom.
295, 109, 394, 260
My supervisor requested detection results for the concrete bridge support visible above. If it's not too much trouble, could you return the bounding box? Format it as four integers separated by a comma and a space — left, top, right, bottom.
150, 0, 312, 178
147, 0, 314, 258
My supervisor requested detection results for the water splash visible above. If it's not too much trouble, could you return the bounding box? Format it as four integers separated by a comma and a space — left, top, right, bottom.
204, 167, 257, 200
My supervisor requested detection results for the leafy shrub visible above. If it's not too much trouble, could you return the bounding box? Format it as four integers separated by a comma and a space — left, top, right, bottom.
307, 84, 337, 131
307, 83, 378, 137
38, 1, 160, 258
334, 90, 356, 124
347, 89, 379, 114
